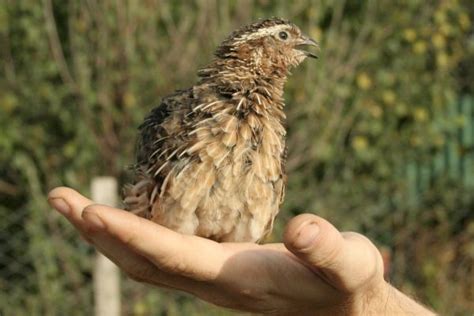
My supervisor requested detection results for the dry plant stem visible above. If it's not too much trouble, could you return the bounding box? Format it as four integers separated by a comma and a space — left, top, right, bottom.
43, 0, 77, 92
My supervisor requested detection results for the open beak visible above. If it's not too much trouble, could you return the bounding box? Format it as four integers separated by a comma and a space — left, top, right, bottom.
296, 36, 320, 59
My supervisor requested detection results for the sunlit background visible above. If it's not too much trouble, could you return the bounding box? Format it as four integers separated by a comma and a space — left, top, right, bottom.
1, 1, 473, 315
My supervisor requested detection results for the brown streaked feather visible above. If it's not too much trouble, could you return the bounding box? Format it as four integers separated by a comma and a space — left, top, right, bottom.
123, 17, 316, 242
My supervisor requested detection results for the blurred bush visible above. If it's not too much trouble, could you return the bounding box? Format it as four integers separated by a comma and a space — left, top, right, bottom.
0, 0, 473, 315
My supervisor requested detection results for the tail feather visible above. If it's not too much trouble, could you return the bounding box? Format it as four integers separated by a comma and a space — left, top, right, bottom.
123, 177, 155, 219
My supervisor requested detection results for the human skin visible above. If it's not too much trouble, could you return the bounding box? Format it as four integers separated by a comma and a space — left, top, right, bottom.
48, 187, 436, 315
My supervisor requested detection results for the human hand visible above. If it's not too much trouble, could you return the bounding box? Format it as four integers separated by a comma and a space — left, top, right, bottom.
48, 187, 435, 315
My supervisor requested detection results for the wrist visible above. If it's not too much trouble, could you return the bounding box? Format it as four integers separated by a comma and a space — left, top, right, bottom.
301, 280, 437, 316
357, 281, 436, 316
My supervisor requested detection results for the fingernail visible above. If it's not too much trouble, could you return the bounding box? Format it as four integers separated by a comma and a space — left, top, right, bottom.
49, 198, 70, 215
294, 222, 320, 249
83, 211, 105, 230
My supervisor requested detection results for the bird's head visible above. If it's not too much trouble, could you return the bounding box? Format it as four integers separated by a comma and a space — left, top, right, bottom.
215, 18, 319, 77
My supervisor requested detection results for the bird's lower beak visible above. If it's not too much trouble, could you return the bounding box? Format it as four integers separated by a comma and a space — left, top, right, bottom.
296, 36, 320, 59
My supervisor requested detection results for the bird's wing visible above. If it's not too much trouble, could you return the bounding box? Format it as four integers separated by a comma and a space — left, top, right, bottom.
124, 88, 194, 215
137, 89, 195, 171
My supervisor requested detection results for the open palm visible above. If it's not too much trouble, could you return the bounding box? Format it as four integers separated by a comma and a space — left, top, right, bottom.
48, 187, 407, 315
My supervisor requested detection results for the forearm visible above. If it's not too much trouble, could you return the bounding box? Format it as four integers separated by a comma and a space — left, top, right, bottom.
386, 285, 436, 315
295, 282, 437, 316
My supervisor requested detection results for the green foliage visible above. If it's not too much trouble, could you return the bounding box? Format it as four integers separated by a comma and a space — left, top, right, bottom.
0, 0, 473, 315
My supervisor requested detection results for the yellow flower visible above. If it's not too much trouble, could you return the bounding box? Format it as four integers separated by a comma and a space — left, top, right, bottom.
433, 135, 445, 147
420, 26, 431, 37
434, 10, 446, 24
352, 136, 369, 151
459, 13, 471, 30
436, 53, 449, 68
382, 90, 396, 105
0, 93, 18, 113
455, 115, 466, 127
356, 72, 372, 90
75, 19, 87, 33
0, 6, 8, 32
396, 103, 408, 116
432, 33, 446, 49
413, 107, 428, 122
124, 91, 137, 108
440, 23, 452, 36
369, 104, 383, 118
133, 302, 147, 315
413, 41, 427, 54
310, 26, 322, 41
403, 28, 417, 42
383, 73, 396, 86
410, 135, 421, 146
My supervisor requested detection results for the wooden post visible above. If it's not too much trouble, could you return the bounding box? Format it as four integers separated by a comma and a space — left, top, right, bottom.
91, 177, 121, 316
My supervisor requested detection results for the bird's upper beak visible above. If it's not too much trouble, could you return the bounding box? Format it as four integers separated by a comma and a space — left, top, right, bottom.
296, 35, 320, 59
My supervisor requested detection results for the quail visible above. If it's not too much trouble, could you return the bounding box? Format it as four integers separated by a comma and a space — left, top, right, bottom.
124, 18, 318, 243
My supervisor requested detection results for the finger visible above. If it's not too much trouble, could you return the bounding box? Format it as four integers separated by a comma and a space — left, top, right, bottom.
48, 187, 211, 292
48, 188, 162, 281
88, 226, 202, 292
81, 203, 228, 282
48, 186, 95, 231
283, 214, 384, 293
90, 234, 165, 284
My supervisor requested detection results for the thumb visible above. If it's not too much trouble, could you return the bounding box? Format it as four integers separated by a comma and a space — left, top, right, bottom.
283, 214, 383, 293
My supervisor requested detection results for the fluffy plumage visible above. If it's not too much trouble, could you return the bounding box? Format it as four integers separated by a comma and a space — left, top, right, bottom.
124, 18, 318, 242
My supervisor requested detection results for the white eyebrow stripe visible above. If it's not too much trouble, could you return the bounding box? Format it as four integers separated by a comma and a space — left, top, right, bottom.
235, 25, 290, 43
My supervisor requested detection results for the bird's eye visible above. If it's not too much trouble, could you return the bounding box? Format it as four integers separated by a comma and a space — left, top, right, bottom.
278, 31, 289, 40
